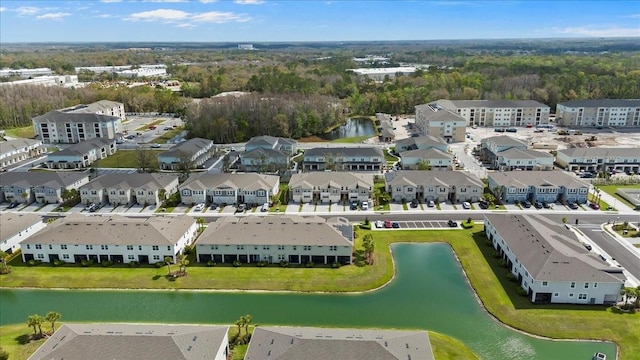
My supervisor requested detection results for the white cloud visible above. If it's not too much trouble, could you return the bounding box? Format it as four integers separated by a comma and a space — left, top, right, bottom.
192, 11, 251, 23
127, 9, 190, 21
556, 26, 640, 37
37, 12, 71, 20
100, 0, 122, 2
199, 0, 218, 3
143, 0, 189, 2
16, 6, 41, 15
176, 23, 196, 28
0, 7, 5, 12
126, 8, 251, 25
95, 14, 113, 18
234, 0, 265, 4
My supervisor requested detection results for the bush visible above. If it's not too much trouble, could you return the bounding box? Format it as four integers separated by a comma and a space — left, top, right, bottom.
232, 260, 242, 267
279, 260, 289, 268
53, 259, 66, 267
498, 259, 508, 268
331, 262, 341, 269
256, 261, 268, 267
182, 244, 194, 255
27, 259, 42, 267
305, 261, 315, 268
154, 261, 165, 268
516, 287, 528, 297
461, 222, 474, 229
359, 223, 372, 230
206, 260, 216, 267
101, 260, 114, 267
506, 273, 517, 282
128, 261, 140, 268
80, 259, 94, 267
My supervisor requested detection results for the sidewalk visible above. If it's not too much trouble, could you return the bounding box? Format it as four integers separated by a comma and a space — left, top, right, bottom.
595, 189, 636, 214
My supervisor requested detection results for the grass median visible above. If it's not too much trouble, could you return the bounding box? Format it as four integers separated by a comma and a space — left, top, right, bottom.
1, 227, 638, 358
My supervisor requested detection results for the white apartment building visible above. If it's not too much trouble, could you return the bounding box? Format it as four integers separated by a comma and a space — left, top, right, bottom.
414, 103, 466, 143
437, 99, 550, 127
0, 213, 46, 254
556, 99, 640, 127
0, 138, 46, 170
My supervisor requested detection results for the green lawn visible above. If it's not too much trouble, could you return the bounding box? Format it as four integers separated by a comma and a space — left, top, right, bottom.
134, 119, 165, 131
3, 126, 35, 139
92, 150, 162, 168
150, 127, 185, 144
1, 227, 638, 359
595, 184, 640, 210
331, 135, 373, 144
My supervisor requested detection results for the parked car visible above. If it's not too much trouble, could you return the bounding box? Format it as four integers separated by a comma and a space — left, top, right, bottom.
410, 199, 419, 208
150, 144, 161, 148
478, 200, 488, 209
236, 204, 246, 212
148, 125, 157, 130
447, 220, 458, 228
506, 128, 518, 133
7, 201, 20, 209
522, 200, 532, 208
384, 220, 393, 228
534, 202, 543, 209
351, 202, 358, 210
163, 126, 173, 130
210, 203, 219, 210
568, 202, 579, 210
375, 220, 384, 228
589, 203, 600, 210
542, 201, 551, 209
462, 202, 471, 209
584, 244, 593, 251
392, 222, 400, 228
494, 128, 505, 132
193, 203, 205, 212
361, 202, 369, 210
427, 200, 435, 207
261, 203, 269, 212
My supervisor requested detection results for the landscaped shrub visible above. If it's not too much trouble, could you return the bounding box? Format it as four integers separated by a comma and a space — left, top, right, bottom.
279, 260, 289, 268
53, 259, 66, 267
305, 262, 315, 268
506, 273, 517, 282
100, 260, 114, 267
80, 259, 94, 267
331, 262, 341, 269
128, 261, 140, 268
256, 261, 268, 267
154, 261, 165, 268
498, 259, 508, 268
182, 244, 193, 254
359, 223, 372, 230
461, 222, 474, 229
492, 251, 502, 259
206, 260, 216, 267
27, 259, 41, 267
516, 287, 528, 297
232, 260, 242, 267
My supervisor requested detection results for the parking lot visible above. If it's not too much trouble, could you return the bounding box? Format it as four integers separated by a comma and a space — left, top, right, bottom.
374, 220, 461, 230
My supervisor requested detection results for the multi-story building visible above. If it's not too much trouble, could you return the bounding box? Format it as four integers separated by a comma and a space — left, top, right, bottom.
0, 138, 46, 170
556, 147, 640, 174
487, 171, 590, 204
0, 213, 46, 254
437, 99, 550, 127
288, 172, 374, 204
179, 173, 279, 206
245, 135, 297, 155
376, 113, 396, 142
395, 135, 448, 153
0, 172, 90, 204
157, 138, 214, 171
21, 214, 197, 264
246, 327, 434, 360
400, 148, 454, 170
79, 173, 179, 206
196, 216, 353, 265
240, 148, 290, 173
414, 103, 466, 143
385, 170, 483, 203
485, 214, 625, 304
32, 100, 125, 144
29, 324, 229, 360
495, 148, 554, 171
303, 147, 384, 172
555, 99, 640, 128
480, 135, 528, 168
46, 138, 116, 169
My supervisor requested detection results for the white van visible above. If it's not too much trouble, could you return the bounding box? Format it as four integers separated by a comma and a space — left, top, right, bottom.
261, 203, 269, 212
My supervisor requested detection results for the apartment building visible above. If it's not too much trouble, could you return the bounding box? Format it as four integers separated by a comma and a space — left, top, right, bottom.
46, 138, 117, 169
157, 138, 214, 170
179, 173, 279, 206
303, 147, 384, 172
32, 100, 124, 144
556, 147, 640, 174
437, 99, 550, 127
79, 173, 179, 206
288, 172, 374, 204
0, 138, 46, 170
555, 99, 640, 128
487, 171, 590, 204
414, 103, 466, 143
385, 170, 483, 203
0, 172, 90, 204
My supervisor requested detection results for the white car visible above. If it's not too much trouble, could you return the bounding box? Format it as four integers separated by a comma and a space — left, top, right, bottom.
375, 220, 384, 228
193, 203, 205, 212
361, 202, 369, 210
462, 202, 471, 209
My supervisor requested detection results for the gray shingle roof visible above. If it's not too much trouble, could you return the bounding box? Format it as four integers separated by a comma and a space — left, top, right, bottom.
415, 103, 466, 122
437, 99, 548, 109
0, 213, 42, 242
395, 135, 447, 151
289, 172, 374, 190
401, 148, 453, 160
246, 135, 296, 148
245, 326, 434, 360
21, 214, 195, 246
385, 170, 483, 188
497, 148, 553, 159
80, 173, 178, 191
159, 138, 212, 159
180, 173, 279, 192
557, 147, 640, 158
33, 111, 119, 124
0, 172, 88, 189
481, 135, 528, 147
485, 214, 626, 282
242, 148, 289, 159
0, 138, 42, 155
49, 138, 115, 157
488, 170, 589, 188
28, 323, 228, 360
304, 147, 384, 158
558, 99, 640, 108
198, 216, 353, 246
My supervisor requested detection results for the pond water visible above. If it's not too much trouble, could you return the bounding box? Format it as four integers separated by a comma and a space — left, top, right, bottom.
0, 243, 615, 359
322, 117, 376, 140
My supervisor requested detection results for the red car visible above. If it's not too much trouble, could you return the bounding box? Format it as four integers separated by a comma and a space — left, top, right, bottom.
148, 125, 157, 130
384, 220, 393, 228
589, 203, 600, 210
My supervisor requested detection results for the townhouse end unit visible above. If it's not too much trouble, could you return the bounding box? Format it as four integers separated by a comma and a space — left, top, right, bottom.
196, 216, 353, 265
385, 170, 483, 203
556, 147, 640, 175
21, 214, 197, 265
0, 172, 90, 204
46, 137, 117, 169
485, 214, 625, 304
487, 171, 590, 205
157, 137, 215, 171
0, 213, 46, 254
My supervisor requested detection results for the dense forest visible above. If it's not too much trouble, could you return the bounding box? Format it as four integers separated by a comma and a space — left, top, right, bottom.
1, 39, 639, 141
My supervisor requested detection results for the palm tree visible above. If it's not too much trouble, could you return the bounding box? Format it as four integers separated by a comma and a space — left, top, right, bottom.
620, 287, 635, 306
45, 311, 61, 333
196, 217, 205, 231
34, 314, 44, 336
243, 314, 252, 336
234, 316, 244, 337
164, 256, 173, 275
0, 251, 9, 274
177, 254, 189, 275
27, 315, 39, 336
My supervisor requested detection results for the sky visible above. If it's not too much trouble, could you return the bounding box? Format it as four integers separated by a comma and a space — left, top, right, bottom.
0, 0, 639, 43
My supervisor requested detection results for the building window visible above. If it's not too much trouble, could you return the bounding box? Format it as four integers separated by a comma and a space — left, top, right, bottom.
62, 254, 69, 259
128, 255, 135, 260
86, 245, 93, 250
292, 246, 297, 251
570, 282, 575, 288
584, 282, 589, 289
152, 245, 159, 251
167, 246, 171, 251
237, 245, 244, 250
594, 283, 598, 288
578, 293, 587, 300
139, 246, 143, 250
101, 245, 108, 250
26, 244, 30, 249
37, 254, 44, 259
330, 246, 337, 251
263, 245, 270, 250
61, 245, 67, 250
553, 292, 559, 297
35, 244, 42, 249
569, 293, 574, 297
153, 255, 160, 261
542, 281, 548, 287
303, 246, 311, 251
278, 245, 285, 250
127, 245, 133, 250
49, 245, 53, 250
211, 245, 218, 250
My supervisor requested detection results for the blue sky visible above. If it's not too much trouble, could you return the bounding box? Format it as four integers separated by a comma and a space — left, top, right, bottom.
0, 0, 639, 42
